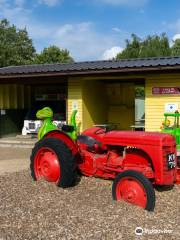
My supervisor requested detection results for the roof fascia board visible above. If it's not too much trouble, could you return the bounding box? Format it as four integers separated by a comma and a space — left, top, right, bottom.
0, 65, 180, 79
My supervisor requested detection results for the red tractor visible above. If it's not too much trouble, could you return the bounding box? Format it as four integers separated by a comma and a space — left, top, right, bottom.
30, 109, 178, 211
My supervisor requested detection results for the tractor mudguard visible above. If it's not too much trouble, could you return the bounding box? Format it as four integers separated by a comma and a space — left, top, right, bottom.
44, 130, 79, 156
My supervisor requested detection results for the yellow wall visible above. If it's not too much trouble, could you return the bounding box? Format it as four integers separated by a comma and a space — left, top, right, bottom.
67, 78, 83, 130
145, 74, 180, 131
0, 84, 31, 109
107, 83, 135, 129
68, 78, 135, 131
68, 79, 108, 130
82, 80, 107, 129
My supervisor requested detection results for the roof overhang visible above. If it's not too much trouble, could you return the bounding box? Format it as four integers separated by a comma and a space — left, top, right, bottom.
1, 65, 180, 79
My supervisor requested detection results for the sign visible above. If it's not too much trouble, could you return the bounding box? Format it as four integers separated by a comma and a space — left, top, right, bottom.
152, 87, 180, 95
72, 100, 78, 110
0, 109, 6, 115
165, 103, 178, 112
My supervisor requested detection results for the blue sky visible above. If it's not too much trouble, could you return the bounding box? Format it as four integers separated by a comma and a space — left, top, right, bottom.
1, 0, 180, 61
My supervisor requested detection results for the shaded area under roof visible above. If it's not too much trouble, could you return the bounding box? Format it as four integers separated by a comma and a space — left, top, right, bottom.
1, 56, 180, 76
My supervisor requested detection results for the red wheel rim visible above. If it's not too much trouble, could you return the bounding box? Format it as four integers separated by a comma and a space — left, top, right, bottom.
34, 147, 60, 183
115, 177, 147, 208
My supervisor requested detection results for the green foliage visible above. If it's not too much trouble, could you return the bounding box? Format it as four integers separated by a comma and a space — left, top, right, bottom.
117, 34, 141, 59
135, 86, 145, 97
116, 33, 172, 59
0, 19, 36, 67
140, 33, 171, 58
2, 17, 180, 68
34, 45, 74, 64
0, 19, 74, 67
171, 39, 180, 56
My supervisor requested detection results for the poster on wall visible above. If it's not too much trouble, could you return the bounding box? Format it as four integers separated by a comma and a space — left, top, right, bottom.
152, 87, 180, 95
72, 100, 78, 110
0, 110, 6, 115
165, 103, 178, 112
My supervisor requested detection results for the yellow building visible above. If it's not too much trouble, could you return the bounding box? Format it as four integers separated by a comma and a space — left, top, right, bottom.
0, 57, 180, 136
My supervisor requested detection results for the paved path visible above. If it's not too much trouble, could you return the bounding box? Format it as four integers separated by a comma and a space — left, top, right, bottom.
0, 147, 31, 175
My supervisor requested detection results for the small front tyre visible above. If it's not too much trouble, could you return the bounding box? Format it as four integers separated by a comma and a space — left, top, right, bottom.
30, 137, 77, 188
112, 170, 155, 211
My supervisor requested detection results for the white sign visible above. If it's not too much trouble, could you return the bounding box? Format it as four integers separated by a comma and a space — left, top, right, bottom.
0, 109, 6, 115
72, 100, 78, 110
165, 103, 178, 112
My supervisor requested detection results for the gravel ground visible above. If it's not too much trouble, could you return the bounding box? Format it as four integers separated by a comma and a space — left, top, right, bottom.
0, 148, 31, 175
0, 170, 179, 240
0, 148, 31, 161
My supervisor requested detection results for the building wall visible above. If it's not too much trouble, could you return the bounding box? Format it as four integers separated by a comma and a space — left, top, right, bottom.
106, 83, 135, 130
0, 84, 31, 136
68, 78, 135, 131
145, 74, 180, 132
0, 84, 31, 109
67, 78, 83, 130
82, 80, 107, 129
67, 78, 107, 130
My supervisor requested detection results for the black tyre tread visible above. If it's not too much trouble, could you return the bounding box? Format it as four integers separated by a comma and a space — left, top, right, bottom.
112, 170, 155, 211
30, 137, 77, 188
30, 138, 45, 181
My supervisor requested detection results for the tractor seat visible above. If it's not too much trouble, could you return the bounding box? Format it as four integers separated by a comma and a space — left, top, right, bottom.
61, 124, 74, 133
77, 134, 101, 148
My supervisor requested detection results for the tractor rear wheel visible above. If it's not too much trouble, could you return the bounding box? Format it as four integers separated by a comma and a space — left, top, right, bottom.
30, 137, 77, 188
112, 170, 155, 211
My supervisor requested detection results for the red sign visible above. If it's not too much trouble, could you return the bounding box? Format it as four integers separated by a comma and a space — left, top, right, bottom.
152, 87, 180, 95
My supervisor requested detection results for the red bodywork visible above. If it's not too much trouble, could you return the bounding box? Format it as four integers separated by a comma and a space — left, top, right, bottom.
46, 127, 177, 186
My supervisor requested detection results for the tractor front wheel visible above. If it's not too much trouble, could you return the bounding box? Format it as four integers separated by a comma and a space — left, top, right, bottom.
30, 137, 77, 188
112, 170, 155, 211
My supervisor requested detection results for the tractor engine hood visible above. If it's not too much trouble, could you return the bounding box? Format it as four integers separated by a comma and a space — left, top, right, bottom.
103, 131, 175, 147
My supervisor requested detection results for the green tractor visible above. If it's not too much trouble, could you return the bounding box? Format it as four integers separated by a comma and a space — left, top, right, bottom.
161, 111, 180, 166
161, 111, 180, 183
161, 111, 180, 184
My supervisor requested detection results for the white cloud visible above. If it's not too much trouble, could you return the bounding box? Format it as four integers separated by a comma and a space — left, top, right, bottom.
101, 46, 123, 60
0, 0, 25, 9
97, 0, 148, 7
56, 24, 74, 37
38, 0, 62, 7
0, 1, 127, 61
51, 22, 125, 61
112, 27, 122, 33
173, 34, 180, 41
27, 23, 54, 39
166, 19, 180, 45
0, 0, 30, 26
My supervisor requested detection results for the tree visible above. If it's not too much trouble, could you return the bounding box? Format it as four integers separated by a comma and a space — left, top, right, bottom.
171, 39, 180, 56
34, 45, 74, 64
116, 34, 141, 59
139, 33, 171, 58
116, 33, 171, 60
0, 19, 36, 67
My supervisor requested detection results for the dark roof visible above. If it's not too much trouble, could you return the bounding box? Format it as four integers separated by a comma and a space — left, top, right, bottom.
1, 56, 180, 77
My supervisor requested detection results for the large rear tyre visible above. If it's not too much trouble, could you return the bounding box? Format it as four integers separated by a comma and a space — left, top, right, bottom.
30, 137, 77, 188
112, 170, 155, 211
